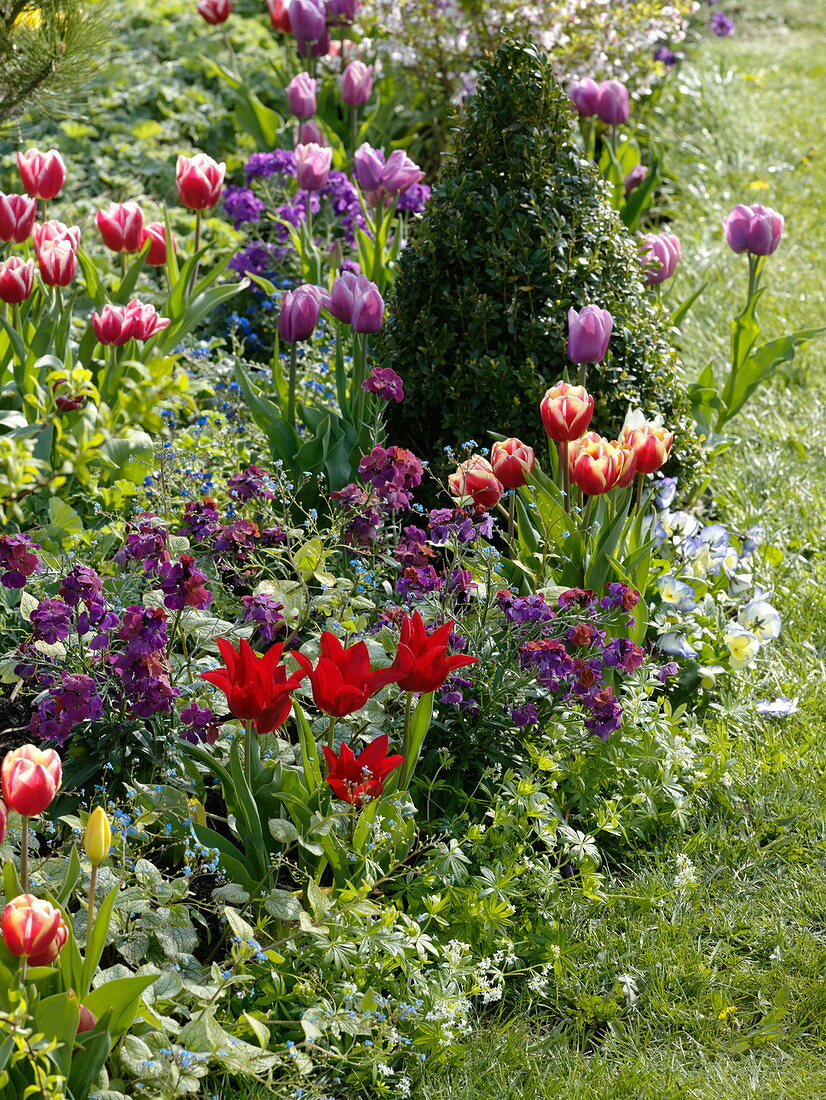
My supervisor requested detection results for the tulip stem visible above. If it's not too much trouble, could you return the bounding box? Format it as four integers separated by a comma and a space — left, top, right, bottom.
634, 472, 646, 514
244, 720, 254, 788
326, 715, 337, 750
560, 440, 570, 514
20, 816, 29, 892
507, 492, 516, 551
120, 252, 127, 284
400, 691, 413, 788
87, 863, 98, 935
287, 342, 299, 428
350, 105, 359, 161
577, 362, 588, 388
189, 209, 202, 297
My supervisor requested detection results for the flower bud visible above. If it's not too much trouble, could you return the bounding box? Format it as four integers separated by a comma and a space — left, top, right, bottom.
0, 257, 35, 304
1, 745, 62, 817
140, 222, 175, 266
595, 80, 630, 125
568, 78, 600, 117
623, 164, 647, 195
37, 240, 78, 287
353, 143, 385, 192
540, 381, 594, 442
340, 60, 373, 107
95, 202, 145, 253
379, 149, 424, 196
294, 142, 332, 191
640, 231, 681, 285
77, 1004, 98, 1033
567, 305, 613, 364
351, 277, 384, 333
278, 284, 323, 342
286, 72, 317, 118
125, 298, 171, 341
0, 192, 38, 244
289, 0, 325, 41
176, 153, 226, 210
298, 119, 325, 146
92, 303, 134, 346
17, 148, 66, 201
2, 895, 67, 964
84, 807, 112, 866
196, 0, 231, 23
722, 203, 784, 256
490, 438, 536, 489
448, 455, 504, 510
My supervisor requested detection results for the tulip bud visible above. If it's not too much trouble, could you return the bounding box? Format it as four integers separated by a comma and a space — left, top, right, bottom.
568, 78, 600, 117
294, 142, 332, 191
624, 164, 647, 195
722, 203, 784, 256
353, 143, 385, 192
286, 72, 317, 118
0, 192, 38, 244
176, 153, 226, 210
298, 119, 325, 146
37, 239, 77, 287
640, 231, 681, 286
95, 202, 145, 253
289, 0, 326, 41
17, 148, 66, 201
266, 0, 291, 31
490, 438, 536, 489
540, 381, 595, 442
0, 799, 6, 843
278, 284, 323, 342
328, 271, 359, 323
77, 1005, 98, 1033
84, 807, 112, 866
340, 60, 374, 107
1, 895, 66, 965
351, 277, 384, 333
0, 257, 35, 305
140, 222, 175, 266
379, 149, 424, 196
1, 745, 62, 817
32, 220, 81, 251
91, 303, 135, 346
618, 419, 674, 474
125, 298, 171, 341
448, 455, 504, 510
566, 305, 613, 364
196, 0, 231, 23
595, 80, 630, 125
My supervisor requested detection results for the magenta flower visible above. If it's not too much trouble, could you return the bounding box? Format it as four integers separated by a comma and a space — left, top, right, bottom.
566, 305, 613, 363
723, 204, 784, 256
295, 143, 332, 191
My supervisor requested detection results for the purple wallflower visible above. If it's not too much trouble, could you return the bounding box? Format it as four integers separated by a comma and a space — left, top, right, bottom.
241, 593, 285, 642
557, 588, 597, 610
582, 685, 623, 741
181, 499, 222, 542
227, 465, 277, 501
0, 534, 41, 588
396, 181, 431, 215
497, 591, 556, 626
362, 367, 404, 402
603, 638, 645, 674
512, 703, 539, 727
117, 606, 169, 656
396, 564, 443, 600
30, 598, 73, 645
599, 582, 640, 612
520, 638, 575, 692
709, 11, 735, 35
358, 445, 423, 510
229, 241, 280, 278
113, 607, 178, 717
180, 703, 220, 744
115, 520, 170, 573
58, 565, 103, 608
222, 186, 266, 229
30, 672, 104, 746
395, 525, 434, 568
157, 554, 213, 611
245, 150, 296, 183
653, 45, 678, 65
78, 598, 120, 649
213, 520, 261, 557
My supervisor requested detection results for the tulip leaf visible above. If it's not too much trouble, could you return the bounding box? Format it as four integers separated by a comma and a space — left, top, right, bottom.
294, 703, 324, 796
191, 823, 258, 893
717, 326, 826, 428
81, 886, 119, 996
67, 1018, 113, 1099
33, 992, 80, 1076
397, 692, 434, 790
54, 844, 81, 905
84, 973, 159, 1040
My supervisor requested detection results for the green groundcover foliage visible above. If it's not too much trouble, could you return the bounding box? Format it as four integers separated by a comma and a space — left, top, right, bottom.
380, 37, 704, 482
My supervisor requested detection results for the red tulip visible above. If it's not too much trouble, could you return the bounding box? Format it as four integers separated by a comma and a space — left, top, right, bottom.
197, 0, 232, 23
1, 745, 61, 817
0, 799, 6, 843
266, 0, 292, 32
618, 421, 674, 474
293, 632, 402, 717
37, 240, 77, 287
201, 638, 306, 734
95, 202, 145, 253
613, 442, 638, 489
322, 734, 403, 805
447, 454, 503, 510
2, 894, 67, 965
0, 192, 38, 244
125, 298, 171, 341
32, 220, 81, 251
391, 611, 479, 694
568, 435, 623, 495
490, 438, 536, 489
540, 381, 594, 442
176, 153, 226, 210
91, 303, 135, 347
17, 149, 66, 201
0, 257, 35, 305
77, 1005, 98, 1033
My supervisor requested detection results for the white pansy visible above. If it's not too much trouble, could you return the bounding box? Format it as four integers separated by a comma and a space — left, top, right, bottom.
697, 665, 725, 689
724, 626, 761, 670
657, 574, 695, 605
738, 599, 782, 642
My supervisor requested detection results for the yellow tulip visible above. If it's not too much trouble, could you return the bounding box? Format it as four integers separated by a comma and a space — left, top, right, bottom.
84, 807, 112, 866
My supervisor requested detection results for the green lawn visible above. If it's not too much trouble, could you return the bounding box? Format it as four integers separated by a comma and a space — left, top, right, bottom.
414, 3, 826, 1098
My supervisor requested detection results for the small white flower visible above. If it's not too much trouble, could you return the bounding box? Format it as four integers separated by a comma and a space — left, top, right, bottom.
738, 599, 782, 642
724, 626, 761, 669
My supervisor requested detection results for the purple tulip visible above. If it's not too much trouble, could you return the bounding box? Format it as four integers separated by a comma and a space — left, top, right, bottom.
640, 232, 681, 285
278, 284, 324, 342
286, 72, 317, 119
567, 305, 613, 364
353, 143, 385, 192
568, 78, 600, 117
327, 0, 359, 22
624, 164, 648, 195
295, 142, 332, 191
328, 271, 360, 323
298, 119, 325, 146
351, 277, 384, 333
379, 149, 424, 196
297, 27, 330, 56
722, 204, 784, 256
289, 0, 326, 41
596, 80, 630, 125
340, 60, 374, 107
